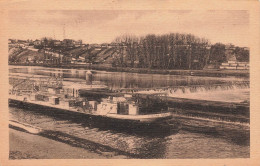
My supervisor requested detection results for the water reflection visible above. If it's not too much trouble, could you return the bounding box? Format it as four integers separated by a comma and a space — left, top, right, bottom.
9, 66, 248, 91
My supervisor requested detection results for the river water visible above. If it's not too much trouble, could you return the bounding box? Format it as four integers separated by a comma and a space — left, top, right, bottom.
9, 65, 250, 158
9, 65, 249, 90
9, 107, 249, 158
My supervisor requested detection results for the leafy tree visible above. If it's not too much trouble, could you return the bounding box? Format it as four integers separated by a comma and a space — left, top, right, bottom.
209, 43, 226, 63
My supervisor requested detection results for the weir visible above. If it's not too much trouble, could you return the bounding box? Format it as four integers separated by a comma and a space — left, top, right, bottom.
129, 82, 250, 123
168, 82, 249, 94
123, 81, 250, 94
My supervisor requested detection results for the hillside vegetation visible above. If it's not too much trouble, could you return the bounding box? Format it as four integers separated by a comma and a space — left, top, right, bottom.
8, 46, 117, 64
9, 47, 45, 63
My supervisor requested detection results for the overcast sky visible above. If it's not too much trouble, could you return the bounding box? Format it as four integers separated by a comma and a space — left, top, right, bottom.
8, 10, 249, 47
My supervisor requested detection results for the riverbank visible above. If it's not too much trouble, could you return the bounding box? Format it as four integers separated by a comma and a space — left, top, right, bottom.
9, 63, 249, 77
9, 128, 107, 159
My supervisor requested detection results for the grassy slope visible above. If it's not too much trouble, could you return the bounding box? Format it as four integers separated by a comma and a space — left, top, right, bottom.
9, 47, 45, 62
64, 46, 89, 58
95, 48, 116, 63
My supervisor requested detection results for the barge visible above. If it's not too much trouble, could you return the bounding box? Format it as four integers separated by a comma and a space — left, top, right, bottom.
9, 94, 179, 135
9, 73, 180, 135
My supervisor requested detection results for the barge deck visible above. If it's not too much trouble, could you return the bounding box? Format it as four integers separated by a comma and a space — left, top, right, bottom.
9, 95, 179, 134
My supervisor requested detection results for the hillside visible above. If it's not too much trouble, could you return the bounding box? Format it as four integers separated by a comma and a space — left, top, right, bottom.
63, 47, 116, 63
8, 46, 117, 64
8, 45, 249, 67
9, 47, 45, 63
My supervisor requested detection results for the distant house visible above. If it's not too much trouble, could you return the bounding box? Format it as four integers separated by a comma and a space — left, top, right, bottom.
90, 43, 100, 48
220, 53, 249, 70
225, 44, 235, 50
224, 44, 237, 65
8, 39, 17, 44
94, 47, 102, 50
108, 43, 118, 48
33, 40, 42, 46
27, 39, 33, 43
126, 60, 139, 68
70, 56, 86, 64
101, 43, 109, 48
50, 52, 60, 58
71, 58, 77, 64
78, 56, 85, 62
26, 57, 34, 63
53, 40, 62, 47
119, 42, 127, 48
74, 40, 82, 47
90, 44, 102, 50
62, 56, 72, 64
18, 43, 25, 47
17, 40, 27, 43
220, 61, 249, 70
226, 54, 237, 62
63, 39, 74, 47
243, 47, 249, 51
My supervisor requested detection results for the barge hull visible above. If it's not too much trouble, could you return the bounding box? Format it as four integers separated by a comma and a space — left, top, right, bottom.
9, 99, 178, 135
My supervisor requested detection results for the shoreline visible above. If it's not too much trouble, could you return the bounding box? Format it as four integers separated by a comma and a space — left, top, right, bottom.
9, 128, 108, 159
9, 63, 249, 77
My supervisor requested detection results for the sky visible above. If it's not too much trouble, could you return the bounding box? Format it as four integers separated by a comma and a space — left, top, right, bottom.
8, 10, 249, 47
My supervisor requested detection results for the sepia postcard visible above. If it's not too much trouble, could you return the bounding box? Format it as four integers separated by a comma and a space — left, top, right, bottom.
0, 0, 259, 165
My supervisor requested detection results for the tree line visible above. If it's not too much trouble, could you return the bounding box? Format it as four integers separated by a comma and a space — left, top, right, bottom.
112, 33, 249, 69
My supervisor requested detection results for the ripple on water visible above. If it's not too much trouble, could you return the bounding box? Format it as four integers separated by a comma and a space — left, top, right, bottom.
9, 107, 249, 158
